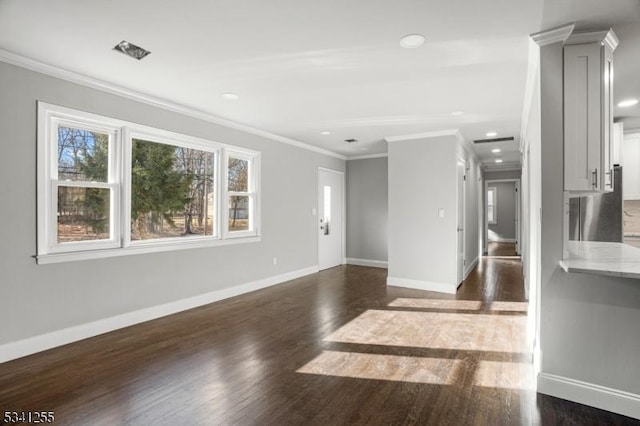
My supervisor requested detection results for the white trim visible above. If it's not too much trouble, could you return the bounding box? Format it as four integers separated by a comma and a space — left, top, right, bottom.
520, 38, 540, 153
347, 153, 388, 161
464, 256, 479, 279
531, 23, 575, 47
387, 276, 458, 295
565, 29, 619, 52
0, 266, 319, 364
346, 258, 388, 268
0, 49, 346, 160
537, 372, 640, 420
624, 194, 640, 201
385, 129, 460, 143
36, 235, 261, 264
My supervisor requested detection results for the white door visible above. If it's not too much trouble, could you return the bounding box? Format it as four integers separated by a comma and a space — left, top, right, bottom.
456, 160, 466, 284
515, 180, 521, 255
318, 168, 344, 270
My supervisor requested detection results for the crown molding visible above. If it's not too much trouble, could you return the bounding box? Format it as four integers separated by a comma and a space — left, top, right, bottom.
347, 152, 388, 160
385, 129, 460, 143
0, 48, 346, 161
566, 29, 619, 51
531, 23, 575, 47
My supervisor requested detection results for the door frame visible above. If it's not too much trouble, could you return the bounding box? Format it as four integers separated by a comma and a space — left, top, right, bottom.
456, 157, 466, 284
484, 178, 521, 255
317, 167, 346, 268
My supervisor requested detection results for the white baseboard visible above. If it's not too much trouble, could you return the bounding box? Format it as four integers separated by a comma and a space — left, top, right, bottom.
537, 372, 640, 420
463, 257, 479, 280
387, 276, 457, 294
624, 194, 640, 201
0, 265, 319, 364
346, 258, 388, 268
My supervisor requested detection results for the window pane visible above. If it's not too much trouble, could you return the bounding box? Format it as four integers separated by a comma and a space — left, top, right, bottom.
131, 139, 215, 241
488, 206, 495, 222
487, 189, 494, 205
57, 186, 110, 242
228, 157, 249, 192
228, 196, 250, 231
58, 126, 109, 182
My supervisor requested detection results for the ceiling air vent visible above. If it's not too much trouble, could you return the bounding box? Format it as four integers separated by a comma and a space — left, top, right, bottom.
344, 138, 358, 143
473, 136, 515, 144
113, 40, 151, 60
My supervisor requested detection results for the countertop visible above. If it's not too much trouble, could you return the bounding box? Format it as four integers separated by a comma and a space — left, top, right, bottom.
559, 241, 640, 279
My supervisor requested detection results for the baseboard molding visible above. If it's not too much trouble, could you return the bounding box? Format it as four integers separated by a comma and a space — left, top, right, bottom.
387, 276, 457, 295
346, 258, 388, 268
537, 372, 640, 420
624, 194, 640, 201
463, 257, 479, 279
0, 265, 319, 364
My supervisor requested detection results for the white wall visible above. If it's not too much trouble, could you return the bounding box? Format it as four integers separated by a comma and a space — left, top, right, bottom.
623, 133, 640, 200
387, 136, 458, 294
488, 181, 517, 241
345, 157, 388, 265
0, 61, 345, 360
536, 41, 640, 419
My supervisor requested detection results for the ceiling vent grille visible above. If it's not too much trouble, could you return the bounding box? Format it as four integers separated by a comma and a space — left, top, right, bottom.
473, 136, 514, 143
344, 138, 358, 143
113, 40, 151, 60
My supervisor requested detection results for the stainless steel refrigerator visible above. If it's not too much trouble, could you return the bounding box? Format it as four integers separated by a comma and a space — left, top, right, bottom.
568, 165, 623, 243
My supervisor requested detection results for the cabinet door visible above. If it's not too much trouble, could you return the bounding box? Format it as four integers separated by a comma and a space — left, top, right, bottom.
564, 43, 602, 192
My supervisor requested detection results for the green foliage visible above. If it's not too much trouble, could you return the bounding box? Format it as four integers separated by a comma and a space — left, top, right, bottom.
131, 139, 192, 230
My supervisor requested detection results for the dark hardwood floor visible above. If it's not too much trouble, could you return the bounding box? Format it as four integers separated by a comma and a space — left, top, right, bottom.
487, 241, 518, 257
1, 252, 638, 425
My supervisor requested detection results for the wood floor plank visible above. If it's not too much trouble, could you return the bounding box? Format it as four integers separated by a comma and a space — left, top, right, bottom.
1, 248, 638, 425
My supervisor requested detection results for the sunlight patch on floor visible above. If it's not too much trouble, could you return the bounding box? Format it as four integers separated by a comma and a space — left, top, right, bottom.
297, 350, 461, 385
489, 301, 528, 312
388, 298, 482, 310
474, 360, 533, 390
323, 310, 527, 353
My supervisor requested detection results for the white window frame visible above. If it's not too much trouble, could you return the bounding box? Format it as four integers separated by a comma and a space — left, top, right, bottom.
487, 186, 497, 225
37, 102, 261, 264
224, 149, 260, 239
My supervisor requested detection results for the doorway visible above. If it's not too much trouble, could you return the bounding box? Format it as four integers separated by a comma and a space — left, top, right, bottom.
318, 168, 344, 270
484, 179, 520, 256
456, 159, 466, 284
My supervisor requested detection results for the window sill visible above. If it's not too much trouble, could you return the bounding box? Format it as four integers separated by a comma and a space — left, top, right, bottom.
559, 240, 640, 279
36, 236, 261, 264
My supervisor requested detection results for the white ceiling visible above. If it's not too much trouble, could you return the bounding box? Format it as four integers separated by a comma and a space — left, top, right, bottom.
0, 0, 638, 165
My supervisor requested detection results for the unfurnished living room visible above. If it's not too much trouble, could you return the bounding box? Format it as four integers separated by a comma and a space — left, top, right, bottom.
1, 0, 640, 425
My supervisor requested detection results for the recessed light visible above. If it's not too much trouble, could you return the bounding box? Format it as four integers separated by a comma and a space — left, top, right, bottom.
451, 111, 465, 116
320, 131, 331, 135
486, 132, 497, 137
222, 92, 239, 100
495, 159, 503, 163
492, 148, 501, 153
400, 34, 425, 49
113, 40, 151, 60
618, 99, 639, 108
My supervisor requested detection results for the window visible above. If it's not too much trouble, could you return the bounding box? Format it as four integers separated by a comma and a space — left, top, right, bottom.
37, 102, 260, 263
487, 187, 497, 224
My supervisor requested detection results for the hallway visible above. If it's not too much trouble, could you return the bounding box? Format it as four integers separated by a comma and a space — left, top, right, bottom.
0, 258, 638, 424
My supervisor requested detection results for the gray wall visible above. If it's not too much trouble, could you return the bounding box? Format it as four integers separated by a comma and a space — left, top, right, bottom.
388, 136, 457, 289
0, 61, 345, 347
537, 41, 640, 409
346, 157, 388, 262
484, 170, 521, 180
488, 181, 516, 241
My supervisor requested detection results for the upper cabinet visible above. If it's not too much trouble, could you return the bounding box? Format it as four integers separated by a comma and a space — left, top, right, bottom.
564, 29, 618, 193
